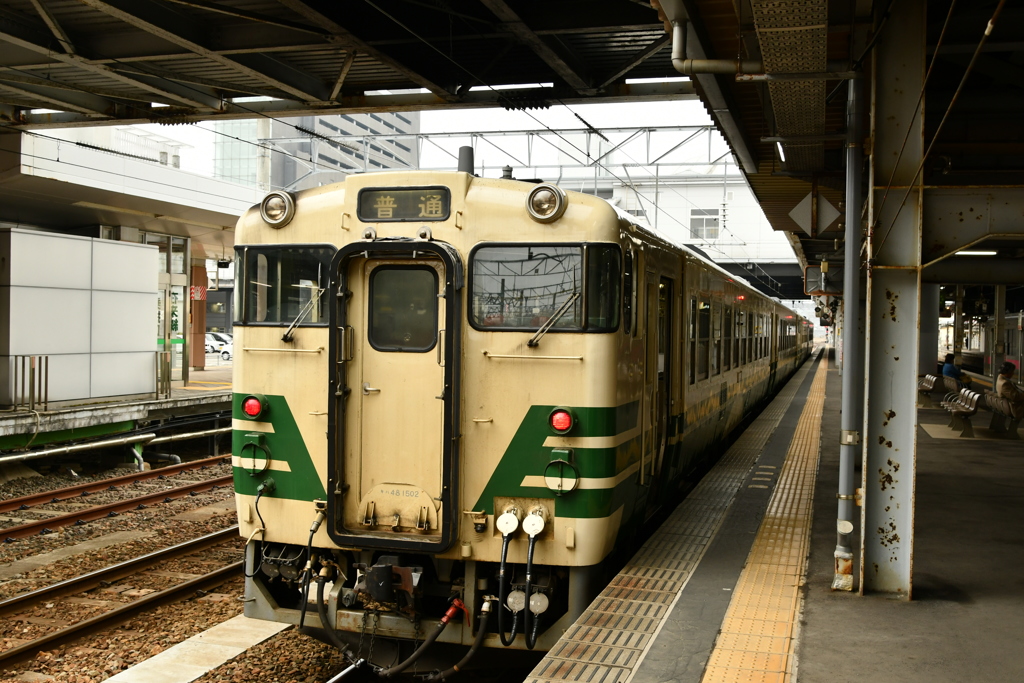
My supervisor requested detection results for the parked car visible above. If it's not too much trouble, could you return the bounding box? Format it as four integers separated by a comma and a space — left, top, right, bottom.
210, 331, 232, 346
205, 333, 224, 353
220, 342, 232, 361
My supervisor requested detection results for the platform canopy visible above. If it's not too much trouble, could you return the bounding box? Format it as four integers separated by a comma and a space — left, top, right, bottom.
2, 1, 1023, 279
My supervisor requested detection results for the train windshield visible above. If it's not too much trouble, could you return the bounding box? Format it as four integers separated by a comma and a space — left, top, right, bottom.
234, 246, 335, 325
470, 244, 620, 331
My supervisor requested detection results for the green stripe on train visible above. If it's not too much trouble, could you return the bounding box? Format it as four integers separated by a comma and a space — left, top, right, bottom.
232, 394, 326, 501
471, 403, 641, 518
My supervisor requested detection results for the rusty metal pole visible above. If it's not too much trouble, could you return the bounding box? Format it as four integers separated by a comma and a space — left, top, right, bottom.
861, 0, 924, 597
953, 285, 964, 365
833, 76, 863, 592
992, 285, 1006, 384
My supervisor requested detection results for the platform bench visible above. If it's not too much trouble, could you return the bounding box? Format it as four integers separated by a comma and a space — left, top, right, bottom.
941, 388, 981, 438
918, 374, 940, 407
984, 391, 1021, 440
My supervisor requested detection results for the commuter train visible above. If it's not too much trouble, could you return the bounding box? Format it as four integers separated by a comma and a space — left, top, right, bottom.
231, 157, 812, 671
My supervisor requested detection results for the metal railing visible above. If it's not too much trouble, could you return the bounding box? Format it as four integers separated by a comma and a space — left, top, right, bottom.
155, 351, 172, 400
11, 355, 48, 411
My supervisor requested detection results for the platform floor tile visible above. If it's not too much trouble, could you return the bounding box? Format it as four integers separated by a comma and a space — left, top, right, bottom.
525, 359, 814, 683
700, 358, 827, 683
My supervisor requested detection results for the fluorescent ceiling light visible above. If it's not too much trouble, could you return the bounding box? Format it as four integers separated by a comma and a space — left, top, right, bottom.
776, 142, 786, 162
954, 250, 997, 256
625, 76, 689, 84
469, 82, 554, 91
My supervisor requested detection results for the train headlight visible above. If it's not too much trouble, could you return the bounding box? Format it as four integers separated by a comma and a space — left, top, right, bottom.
241, 394, 268, 419
260, 191, 295, 228
549, 408, 575, 434
526, 184, 567, 223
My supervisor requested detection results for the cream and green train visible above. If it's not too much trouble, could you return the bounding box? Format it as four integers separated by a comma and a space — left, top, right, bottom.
231, 161, 811, 668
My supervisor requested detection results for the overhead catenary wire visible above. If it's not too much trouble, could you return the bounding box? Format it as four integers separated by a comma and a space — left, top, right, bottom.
872, 0, 1007, 260
868, 0, 957, 246
7, 0, 772, 294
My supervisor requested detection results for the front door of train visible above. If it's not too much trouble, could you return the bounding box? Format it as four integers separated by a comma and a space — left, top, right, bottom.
328, 243, 461, 552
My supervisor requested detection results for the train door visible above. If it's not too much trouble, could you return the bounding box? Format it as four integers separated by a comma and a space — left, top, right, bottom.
642, 275, 671, 518
328, 243, 461, 552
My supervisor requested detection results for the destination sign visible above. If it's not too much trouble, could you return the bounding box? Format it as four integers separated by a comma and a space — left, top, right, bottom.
357, 187, 451, 222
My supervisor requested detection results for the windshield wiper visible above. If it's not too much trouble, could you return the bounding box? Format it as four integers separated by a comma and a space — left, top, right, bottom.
281, 283, 325, 342
527, 291, 580, 347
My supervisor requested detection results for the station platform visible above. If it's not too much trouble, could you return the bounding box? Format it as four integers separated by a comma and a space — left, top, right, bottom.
0, 365, 232, 451
527, 348, 1024, 683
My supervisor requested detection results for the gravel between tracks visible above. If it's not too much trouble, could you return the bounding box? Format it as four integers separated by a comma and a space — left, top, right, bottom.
0, 461, 251, 683
0, 576, 246, 683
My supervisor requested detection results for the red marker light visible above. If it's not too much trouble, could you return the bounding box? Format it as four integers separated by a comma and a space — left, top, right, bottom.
242, 396, 263, 418
550, 409, 573, 433
737, 295, 745, 301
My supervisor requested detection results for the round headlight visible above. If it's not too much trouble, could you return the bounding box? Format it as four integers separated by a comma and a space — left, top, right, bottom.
526, 184, 567, 223
260, 191, 295, 228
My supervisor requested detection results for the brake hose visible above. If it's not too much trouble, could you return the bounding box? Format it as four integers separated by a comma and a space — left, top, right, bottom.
523, 533, 539, 650
378, 599, 467, 678
426, 601, 492, 681
497, 532, 515, 645
298, 508, 327, 630
521, 509, 546, 650
495, 508, 521, 646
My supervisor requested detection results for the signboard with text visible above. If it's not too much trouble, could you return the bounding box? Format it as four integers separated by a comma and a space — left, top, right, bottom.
357, 186, 451, 222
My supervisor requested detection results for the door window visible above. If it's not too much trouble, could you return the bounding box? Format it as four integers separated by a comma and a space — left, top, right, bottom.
368, 266, 439, 352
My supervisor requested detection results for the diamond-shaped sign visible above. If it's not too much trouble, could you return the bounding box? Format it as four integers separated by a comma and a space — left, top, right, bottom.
789, 193, 841, 236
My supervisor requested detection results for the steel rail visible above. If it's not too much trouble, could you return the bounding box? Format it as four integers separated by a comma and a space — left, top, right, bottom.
1, 475, 234, 542
0, 456, 231, 514
0, 526, 240, 617
0, 561, 243, 667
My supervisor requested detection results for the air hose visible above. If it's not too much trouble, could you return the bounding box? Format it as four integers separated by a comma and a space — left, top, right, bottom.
523, 533, 539, 650
378, 599, 467, 678
495, 508, 521, 647
426, 601, 492, 681
316, 571, 353, 652
298, 508, 327, 630
521, 509, 546, 650
497, 532, 515, 645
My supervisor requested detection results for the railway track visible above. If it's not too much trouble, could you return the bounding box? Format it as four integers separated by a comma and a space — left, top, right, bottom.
0, 455, 230, 514
0, 527, 243, 667
1, 475, 234, 542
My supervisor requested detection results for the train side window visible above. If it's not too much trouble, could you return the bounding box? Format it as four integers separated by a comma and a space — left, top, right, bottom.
586, 245, 621, 330
711, 303, 721, 376
697, 299, 710, 381
736, 309, 745, 365
368, 266, 438, 352
623, 249, 633, 335
723, 305, 733, 371
689, 297, 697, 384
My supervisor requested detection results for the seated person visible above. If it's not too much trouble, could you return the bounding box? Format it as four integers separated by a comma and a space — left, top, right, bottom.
942, 353, 971, 387
995, 362, 1024, 419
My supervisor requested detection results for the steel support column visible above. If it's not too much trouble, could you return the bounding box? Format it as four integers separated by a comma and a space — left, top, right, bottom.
993, 286, 1006, 381
833, 77, 864, 591
861, 0, 924, 597
954, 286, 964, 364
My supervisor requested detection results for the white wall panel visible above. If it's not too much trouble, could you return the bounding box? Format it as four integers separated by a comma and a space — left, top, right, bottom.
7, 287, 90, 356
39, 353, 92, 402
91, 352, 155, 397
92, 241, 159, 293
91, 291, 157, 353
9, 230, 92, 290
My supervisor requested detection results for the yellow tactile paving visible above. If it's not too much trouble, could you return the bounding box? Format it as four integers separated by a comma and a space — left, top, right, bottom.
526, 359, 819, 683
701, 357, 827, 683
